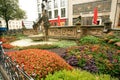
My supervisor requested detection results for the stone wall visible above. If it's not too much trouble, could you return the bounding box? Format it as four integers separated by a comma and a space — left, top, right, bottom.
23, 29, 38, 35
110, 29, 120, 36
29, 24, 120, 40
48, 24, 107, 39
80, 25, 104, 37
48, 25, 82, 39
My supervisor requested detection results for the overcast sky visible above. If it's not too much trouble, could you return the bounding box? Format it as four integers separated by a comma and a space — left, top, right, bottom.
19, 0, 38, 21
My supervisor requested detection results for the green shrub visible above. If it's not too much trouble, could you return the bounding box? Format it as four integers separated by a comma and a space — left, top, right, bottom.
42, 69, 118, 80
79, 35, 101, 44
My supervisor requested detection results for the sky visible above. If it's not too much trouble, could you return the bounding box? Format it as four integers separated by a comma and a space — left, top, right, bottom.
19, 0, 38, 21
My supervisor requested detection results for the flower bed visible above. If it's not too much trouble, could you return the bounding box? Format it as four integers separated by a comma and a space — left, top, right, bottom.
0, 36, 16, 49
0, 37, 7, 43
6, 49, 73, 79
60, 35, 120, 78
2, 43, 14, 49
0, 36, 16, 43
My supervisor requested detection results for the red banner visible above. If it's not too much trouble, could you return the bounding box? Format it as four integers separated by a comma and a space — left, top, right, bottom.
58, 16, 60, 26
93, 7, 98, 24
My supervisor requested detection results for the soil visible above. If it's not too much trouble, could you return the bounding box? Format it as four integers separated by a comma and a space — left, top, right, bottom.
48, 48, 67, 55
4, 48, 67, 56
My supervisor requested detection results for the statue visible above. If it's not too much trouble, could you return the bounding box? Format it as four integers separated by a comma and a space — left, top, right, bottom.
33, 0, 50, 41
75, 15, 81, 25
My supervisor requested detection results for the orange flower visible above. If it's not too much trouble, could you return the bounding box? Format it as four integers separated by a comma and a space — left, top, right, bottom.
91, 45, 100, 52
6, 49, 73, 79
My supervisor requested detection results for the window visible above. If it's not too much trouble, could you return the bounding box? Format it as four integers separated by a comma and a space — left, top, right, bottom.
54, 10, 58, 18
54, 0, 58, 8
48, 11, 52, 19
60, 0, 65, 7
48, 1, 51, 9
61, 8, 65, 17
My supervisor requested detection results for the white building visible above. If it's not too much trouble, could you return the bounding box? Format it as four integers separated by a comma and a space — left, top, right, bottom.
37, 0, 68, 26
23, 21, 34, 29
8, 20, 23, 30
0, 19, 23, 30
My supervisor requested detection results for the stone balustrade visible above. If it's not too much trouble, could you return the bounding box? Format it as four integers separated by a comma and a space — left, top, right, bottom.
28, 23, 120, 40
80, 25, 104, 37
48, 25, 105, 39
48, 25, 81, 39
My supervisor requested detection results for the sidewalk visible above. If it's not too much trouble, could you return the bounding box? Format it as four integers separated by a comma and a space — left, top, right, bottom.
10, 38, 54, 47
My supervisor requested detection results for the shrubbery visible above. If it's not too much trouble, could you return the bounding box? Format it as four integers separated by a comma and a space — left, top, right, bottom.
43, 69, 118, 80
79, 35, 101, 44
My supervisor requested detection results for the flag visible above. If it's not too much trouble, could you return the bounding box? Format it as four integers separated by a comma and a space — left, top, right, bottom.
58, 16, 60, 26
93, 7, 98, 24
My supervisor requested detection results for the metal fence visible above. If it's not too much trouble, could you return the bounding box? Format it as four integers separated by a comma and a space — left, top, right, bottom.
0, 42, 34, 80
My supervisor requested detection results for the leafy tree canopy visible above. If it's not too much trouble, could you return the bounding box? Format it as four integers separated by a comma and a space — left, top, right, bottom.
0, 0, 26, 30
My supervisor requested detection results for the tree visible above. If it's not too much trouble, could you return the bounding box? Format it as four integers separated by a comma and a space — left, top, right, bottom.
0, 0, 26, 30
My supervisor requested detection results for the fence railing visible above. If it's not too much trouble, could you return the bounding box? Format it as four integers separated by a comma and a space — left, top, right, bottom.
0, 42, 34, 80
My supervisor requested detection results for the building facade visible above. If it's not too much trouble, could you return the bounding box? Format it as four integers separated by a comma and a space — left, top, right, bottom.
71, 0, 120, 28
0, 19, 23, 30
22, 21, 34, 29
37, 0, 120, 28
37, 0, 68, 26
72, 0, 111, 25
110, 0, 120, 28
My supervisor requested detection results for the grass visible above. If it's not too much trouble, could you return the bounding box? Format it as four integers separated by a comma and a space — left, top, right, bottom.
53, 40, 77, 48
14, 40, 77, 50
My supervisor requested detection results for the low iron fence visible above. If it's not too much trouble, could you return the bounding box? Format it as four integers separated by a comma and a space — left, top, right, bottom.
0, 42, 34, 80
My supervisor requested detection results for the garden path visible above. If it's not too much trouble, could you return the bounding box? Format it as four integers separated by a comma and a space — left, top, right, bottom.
10, 38, 54, 47
10, 38, 66, 55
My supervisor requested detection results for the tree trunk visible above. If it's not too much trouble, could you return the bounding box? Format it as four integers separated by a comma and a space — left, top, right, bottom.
5, 19, 9, 31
